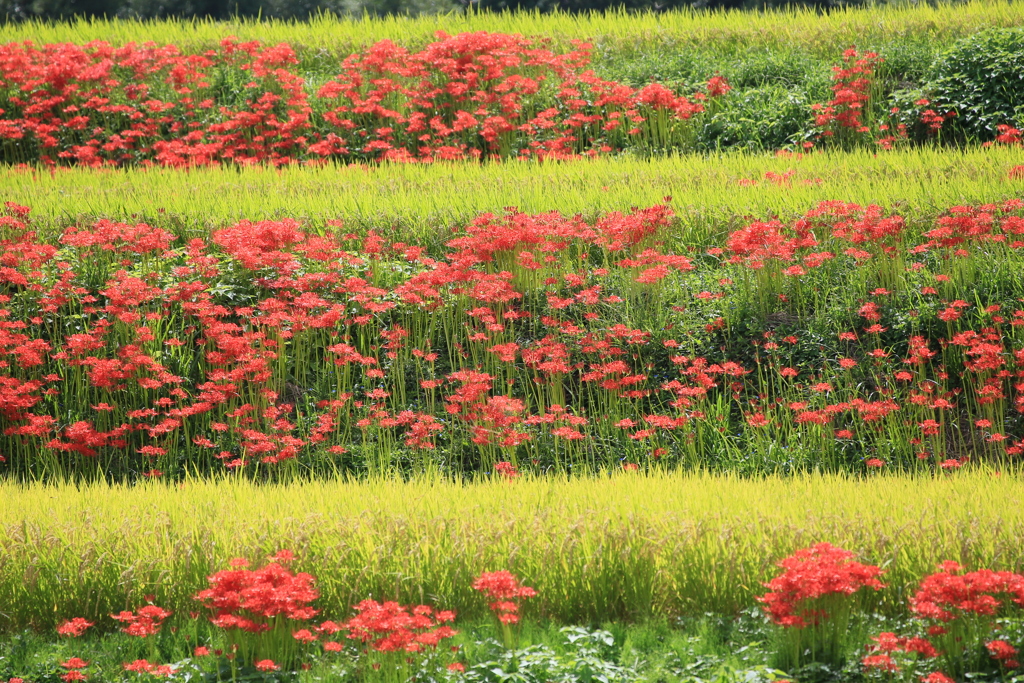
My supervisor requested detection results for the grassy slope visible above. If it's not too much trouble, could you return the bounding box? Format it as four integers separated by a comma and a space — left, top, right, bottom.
1, 471, 1022, 630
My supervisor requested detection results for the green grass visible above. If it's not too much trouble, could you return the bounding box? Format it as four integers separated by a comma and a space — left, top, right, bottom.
2, 0, 1021, 57
5, 147, 1022, 242
1, 471, 1022, 632
0, 616, 798, 683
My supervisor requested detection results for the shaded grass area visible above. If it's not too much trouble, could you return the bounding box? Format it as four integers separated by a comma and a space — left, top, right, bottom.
1, 471, 1021, 631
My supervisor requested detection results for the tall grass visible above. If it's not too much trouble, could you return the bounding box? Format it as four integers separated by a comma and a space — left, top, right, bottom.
3, 147, 1021, 242
1, 0, 1020, 55
0, 471, 1021, 631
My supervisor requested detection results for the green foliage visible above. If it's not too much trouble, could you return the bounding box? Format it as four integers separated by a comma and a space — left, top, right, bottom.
695, 86, 813, 151
930, 28, 1024, 138
459, 627, 638, 683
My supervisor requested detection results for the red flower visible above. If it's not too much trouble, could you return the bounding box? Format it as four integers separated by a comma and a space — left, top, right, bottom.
910, 563, 1024, 622
111, 605, 171, 637
342, 600, 458, 653
986, 639, 1018, 661
473, 571, 537, 625
758, 543, 885, 628
920, 674, 955, 683
862, 653, 898, 672
493, 461, 519, 478
56, 618, 94, 637
195, 555, 318, 633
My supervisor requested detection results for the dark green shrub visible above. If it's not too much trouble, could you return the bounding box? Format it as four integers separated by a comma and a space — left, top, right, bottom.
696, 85, 814, 151
929, 28, 1024, 138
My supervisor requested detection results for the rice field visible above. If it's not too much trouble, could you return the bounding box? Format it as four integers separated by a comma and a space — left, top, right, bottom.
1, 0, 1019, 55
3, 4, 1024, 680
3, 147, 1020, 239
1, 471, 1022, 631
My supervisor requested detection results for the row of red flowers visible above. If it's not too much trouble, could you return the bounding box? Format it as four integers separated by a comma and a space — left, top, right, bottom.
42, 556, 533, 682
5, 35, 1011, 167
25, 546, 1024, 682
1, 194, 1024, 477
0, 32, 720, 167
763, 543, 1024, 681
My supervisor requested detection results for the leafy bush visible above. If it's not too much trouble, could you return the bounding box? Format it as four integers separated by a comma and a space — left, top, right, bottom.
458, 627, 640, 683
929, 28, 1024, 139
696, 85, 813, 151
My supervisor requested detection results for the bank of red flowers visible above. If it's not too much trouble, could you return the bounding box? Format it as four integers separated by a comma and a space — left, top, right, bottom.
0, 32, 718, 167
1, 194, 1024, 478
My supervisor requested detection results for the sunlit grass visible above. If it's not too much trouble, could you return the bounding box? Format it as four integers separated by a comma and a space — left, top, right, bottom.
3, 147, 1020, 242
1, 0, 1020, 56
1, 470, 1021, 631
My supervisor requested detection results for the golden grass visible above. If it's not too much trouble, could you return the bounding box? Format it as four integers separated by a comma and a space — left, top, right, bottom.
3, 147, 1021, 241
1, 0, 1021, 55
1, 470, 1022, 630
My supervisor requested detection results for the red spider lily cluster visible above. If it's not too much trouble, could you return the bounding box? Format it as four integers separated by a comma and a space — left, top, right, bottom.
988, 124, 1023, 147
337, 600, 457, 653
56, 618, 94, 638
111, 605, 172, 637
49, 552, 474, 679
472, 570, 537, 625
59, 604, 171, 640
33, 555, 1024, 681
0, 33, 719, 167
910, 561, 1024, 623
863, 561, 1024, 678
862, 631, 938, 671
2, 195, 1024, 478
54, 608, 173, 679
122, 660, 175, 676
493, 461, 520, 478
809, 48, 956, 150
58, 657, 89, 682
812, 48, 883, 138
758, 543, 886, 628
194, 557, 318, 632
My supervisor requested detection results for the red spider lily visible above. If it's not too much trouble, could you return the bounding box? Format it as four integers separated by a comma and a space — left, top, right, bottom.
254, 660, 280, 672
56, 618, 94, 637
472, 570, 536, 626
122, 660, 175, 676
758, 543, 886, 628
0, 34, 707, 167
863, 562, 1024, 678
811, 49, 883, 140
986, 639, 1019, 667
493, 461, 520, 478
0, 197, 1023, 482
342, 600, 457, 653
111, 605, 172, 637
194, 555, 318, 632
909, 562, 1024, 622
